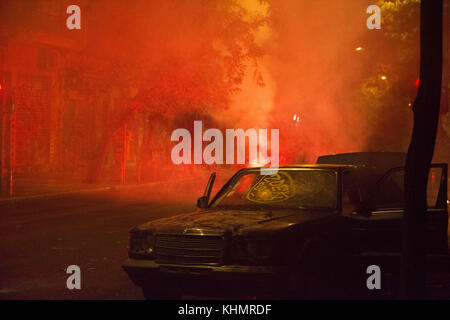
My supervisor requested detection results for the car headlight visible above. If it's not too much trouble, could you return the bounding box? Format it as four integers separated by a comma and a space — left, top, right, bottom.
129, 229, 154, 258
231, 237, 274, 264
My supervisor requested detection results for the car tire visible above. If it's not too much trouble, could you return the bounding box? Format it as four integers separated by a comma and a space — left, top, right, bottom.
283, 245, 337, 299
142, 288, 182, 300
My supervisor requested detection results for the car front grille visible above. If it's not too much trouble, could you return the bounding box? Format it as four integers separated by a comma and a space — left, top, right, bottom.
154, 234, 224, 266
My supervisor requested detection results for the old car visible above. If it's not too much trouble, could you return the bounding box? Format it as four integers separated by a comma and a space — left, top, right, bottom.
122, 152, 448, 299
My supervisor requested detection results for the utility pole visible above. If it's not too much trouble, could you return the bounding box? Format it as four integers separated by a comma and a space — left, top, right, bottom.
402, 0, 443, 299
121, 124, 127, 185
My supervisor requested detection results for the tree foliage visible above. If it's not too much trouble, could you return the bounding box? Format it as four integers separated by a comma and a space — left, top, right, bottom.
356, 0, 449, 151
72, 0, 266, 115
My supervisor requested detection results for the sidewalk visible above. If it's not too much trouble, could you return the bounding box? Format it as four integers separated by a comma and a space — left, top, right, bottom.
0, 178, 165, 204
0, 167, 236, 204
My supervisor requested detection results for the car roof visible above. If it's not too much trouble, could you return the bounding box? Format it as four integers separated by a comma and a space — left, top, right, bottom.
316, 152, 406, 168
241, 164, 362, 172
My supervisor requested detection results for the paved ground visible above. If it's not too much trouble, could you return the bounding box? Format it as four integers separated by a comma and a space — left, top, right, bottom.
0, 181, 201, 300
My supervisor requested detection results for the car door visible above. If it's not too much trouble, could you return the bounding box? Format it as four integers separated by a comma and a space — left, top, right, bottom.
350, 164, 448, 256
424, 164, 448, 254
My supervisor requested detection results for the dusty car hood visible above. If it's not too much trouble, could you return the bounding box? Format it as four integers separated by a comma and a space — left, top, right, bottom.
135, 208, 335, 235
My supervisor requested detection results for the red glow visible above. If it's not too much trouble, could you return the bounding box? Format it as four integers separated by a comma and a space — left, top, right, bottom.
1, 0, 446, 197
237, 174, 254, 193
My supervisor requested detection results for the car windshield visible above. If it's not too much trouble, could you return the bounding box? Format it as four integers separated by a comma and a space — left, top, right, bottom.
211, 169, 338, 210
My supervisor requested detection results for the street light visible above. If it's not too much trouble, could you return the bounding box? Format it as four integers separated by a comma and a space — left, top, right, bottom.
293, 113, 300, 126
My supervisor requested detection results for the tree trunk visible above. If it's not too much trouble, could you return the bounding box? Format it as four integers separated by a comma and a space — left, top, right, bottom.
84, 131, 115, 183
85, 103, 140, 183
401, 0, 443, 299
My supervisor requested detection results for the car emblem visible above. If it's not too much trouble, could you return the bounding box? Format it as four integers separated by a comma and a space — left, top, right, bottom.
183, 227, 202, 235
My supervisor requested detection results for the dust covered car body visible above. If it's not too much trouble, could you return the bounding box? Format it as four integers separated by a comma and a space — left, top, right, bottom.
122, 153, 448, 299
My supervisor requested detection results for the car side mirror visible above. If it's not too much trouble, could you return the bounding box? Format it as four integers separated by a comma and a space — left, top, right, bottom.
196, 172, 216, 209
197, 196, 209, 209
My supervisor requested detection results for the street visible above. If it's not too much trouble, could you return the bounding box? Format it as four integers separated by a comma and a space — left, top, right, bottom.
0, 182, 201, 300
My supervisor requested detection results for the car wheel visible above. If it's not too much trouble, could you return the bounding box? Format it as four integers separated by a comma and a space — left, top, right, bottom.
283, 248, 339, 299
142, 288, 182, 300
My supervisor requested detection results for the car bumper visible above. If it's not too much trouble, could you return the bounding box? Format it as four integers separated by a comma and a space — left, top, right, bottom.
122, 258, 288, 296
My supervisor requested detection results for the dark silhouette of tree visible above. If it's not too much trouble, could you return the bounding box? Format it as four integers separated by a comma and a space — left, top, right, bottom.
402, 0, 443, 299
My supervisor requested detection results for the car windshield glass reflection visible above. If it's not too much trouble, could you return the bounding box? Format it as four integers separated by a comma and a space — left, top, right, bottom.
211, 169, 338, 210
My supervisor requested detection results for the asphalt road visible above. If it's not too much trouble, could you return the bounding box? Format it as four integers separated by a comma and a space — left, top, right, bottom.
0, 182, 200, 300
